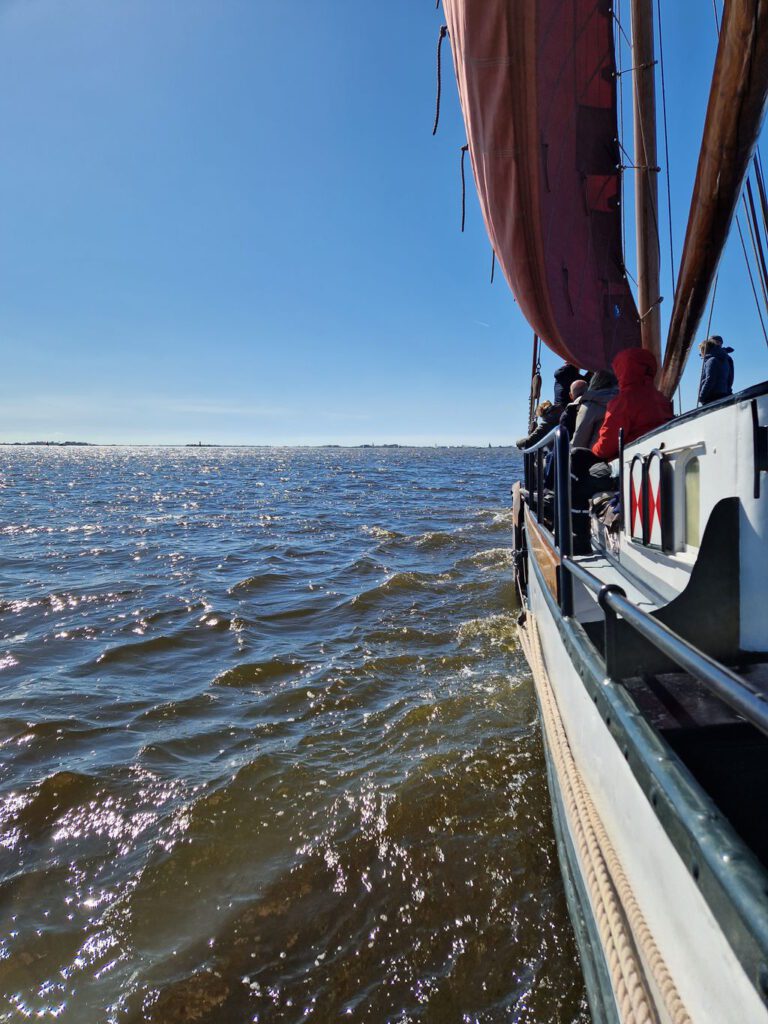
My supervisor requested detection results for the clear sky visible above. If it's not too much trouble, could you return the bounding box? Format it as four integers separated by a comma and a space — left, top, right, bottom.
0, 0, 766, 445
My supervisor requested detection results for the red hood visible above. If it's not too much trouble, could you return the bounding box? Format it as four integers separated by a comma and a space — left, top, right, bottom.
612, 348, 658, 388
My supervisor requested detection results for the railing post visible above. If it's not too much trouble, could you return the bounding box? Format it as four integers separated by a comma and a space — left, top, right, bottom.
598, 584, 627, 678
618, 428, 625, 531
555, 427, 574, 616
536, 447, 544, 519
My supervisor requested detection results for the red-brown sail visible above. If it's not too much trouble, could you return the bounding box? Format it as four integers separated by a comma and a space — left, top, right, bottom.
660, 0, 768, 398
443, 0, 641, 371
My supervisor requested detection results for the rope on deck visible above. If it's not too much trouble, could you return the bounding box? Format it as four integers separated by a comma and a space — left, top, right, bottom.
518, 611, 691, 1024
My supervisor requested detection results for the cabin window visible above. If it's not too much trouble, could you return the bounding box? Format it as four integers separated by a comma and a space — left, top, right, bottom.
684, 458, 700, 549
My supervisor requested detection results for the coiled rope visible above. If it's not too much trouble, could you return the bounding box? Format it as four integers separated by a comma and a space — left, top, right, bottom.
518, 612, 691, 1024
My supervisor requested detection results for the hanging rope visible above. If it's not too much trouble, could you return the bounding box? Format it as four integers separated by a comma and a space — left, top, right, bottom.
656, 0, 676, 296
490, 249, 496, 284
432, 26, 448, 136
460, 143, 469, 232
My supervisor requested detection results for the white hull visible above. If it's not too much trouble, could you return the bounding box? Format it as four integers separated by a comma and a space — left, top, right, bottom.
526, 557, 768, 1024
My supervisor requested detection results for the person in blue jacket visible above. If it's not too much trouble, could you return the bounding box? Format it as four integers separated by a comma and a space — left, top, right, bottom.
698, 337, 734, 405
712, 335, 735, 392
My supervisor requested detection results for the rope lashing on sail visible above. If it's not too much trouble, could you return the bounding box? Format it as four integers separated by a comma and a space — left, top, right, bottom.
432, 26, 448, 136
638, 296, 663, 324
518, 611, 692, 1024
616, 141, 660, 177
613, 60, 657, 76
460, 144, 469, 232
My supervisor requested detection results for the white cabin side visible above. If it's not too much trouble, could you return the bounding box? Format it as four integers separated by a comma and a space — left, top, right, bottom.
611, 385, 768, 652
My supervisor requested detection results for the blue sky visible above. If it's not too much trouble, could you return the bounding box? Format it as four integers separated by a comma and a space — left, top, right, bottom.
0, 0, 765, 445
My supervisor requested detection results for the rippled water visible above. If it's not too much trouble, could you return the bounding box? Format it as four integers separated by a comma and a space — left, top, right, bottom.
0, 447, 587, 1023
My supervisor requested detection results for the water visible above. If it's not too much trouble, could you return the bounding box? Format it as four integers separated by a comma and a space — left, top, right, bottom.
0, 447, 588, 1023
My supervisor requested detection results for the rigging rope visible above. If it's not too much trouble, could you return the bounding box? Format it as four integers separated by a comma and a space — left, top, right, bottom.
490, 249, 496, 284
656, 0, 676, 296
432, 26, 448, 136
460, 143, 469, 232
745, 183, 768, 313
707, 0, 768, 353
736, 217, 768, 347
752, 155, 768, 241
706, 273, 719, 338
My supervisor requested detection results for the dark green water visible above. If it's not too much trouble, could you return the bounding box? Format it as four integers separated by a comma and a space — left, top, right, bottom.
0, 447, 587, 1022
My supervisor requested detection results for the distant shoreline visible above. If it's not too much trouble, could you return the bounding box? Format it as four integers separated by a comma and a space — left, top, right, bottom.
1, 441, 517, 450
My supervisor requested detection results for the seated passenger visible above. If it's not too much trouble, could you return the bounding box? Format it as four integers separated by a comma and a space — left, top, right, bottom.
568, 350, 672, 554
516, 400, 562, 450
571, 370, 618, 449
592, 349, 673, 461
553, 363, 586, 408
698, 336, 735, 405
560, 379, 588, 438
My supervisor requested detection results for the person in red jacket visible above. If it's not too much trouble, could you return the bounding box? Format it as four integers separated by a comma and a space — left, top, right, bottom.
569, 348, 673, 553
591, 348, 673, 461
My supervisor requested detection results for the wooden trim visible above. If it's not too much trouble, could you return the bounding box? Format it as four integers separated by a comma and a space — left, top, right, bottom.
525, 504, 560, 600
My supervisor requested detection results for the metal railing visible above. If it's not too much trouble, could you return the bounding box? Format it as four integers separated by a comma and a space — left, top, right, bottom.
521, 426, 768, 740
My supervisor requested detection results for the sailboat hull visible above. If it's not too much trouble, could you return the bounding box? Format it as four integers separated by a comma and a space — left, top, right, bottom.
525, 543, 768, 1023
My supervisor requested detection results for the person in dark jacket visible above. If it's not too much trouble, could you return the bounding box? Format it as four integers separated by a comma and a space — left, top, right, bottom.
698, 337, 734, 404
516, 400, 561, 450
571, 370, 618, 449
592, 348, 673, 461
553, 363, 586, 408
560, 379, 588, 438
710, 335, 735, 391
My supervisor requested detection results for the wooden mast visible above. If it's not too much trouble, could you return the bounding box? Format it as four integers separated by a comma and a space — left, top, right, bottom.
630, 0, 662, 370
660, 0, 768, 398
